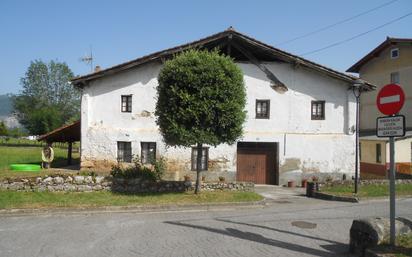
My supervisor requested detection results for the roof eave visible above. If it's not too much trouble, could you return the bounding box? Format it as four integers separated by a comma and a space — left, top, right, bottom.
71, 29, 377, 91
346, 37, 412, 73
71, 30, 231, 87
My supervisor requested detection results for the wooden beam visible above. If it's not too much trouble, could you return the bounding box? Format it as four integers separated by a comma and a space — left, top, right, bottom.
227, 33, 232, 56
67, 142, 73, 166
231, 41, 288, 93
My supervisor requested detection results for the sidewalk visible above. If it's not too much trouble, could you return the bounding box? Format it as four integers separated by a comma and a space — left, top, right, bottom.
254, 184, 306, 200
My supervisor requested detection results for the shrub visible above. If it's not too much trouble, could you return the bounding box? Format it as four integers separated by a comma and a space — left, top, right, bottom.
151, 156, 166, 181
325, 175, 333, 183
110, 155, 167, 182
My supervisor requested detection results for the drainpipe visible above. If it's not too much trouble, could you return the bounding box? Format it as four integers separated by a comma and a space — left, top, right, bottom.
352, 80, 362, 194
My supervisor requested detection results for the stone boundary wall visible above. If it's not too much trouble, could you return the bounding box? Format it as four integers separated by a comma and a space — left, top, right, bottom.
0, 176, 254, 193
322, 179, 412, 187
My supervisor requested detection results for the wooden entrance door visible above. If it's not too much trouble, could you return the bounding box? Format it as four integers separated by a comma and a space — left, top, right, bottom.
236, 142, 278, 185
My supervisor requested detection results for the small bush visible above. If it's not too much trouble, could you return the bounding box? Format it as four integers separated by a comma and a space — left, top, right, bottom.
151, 156, 166, 181
311, 176, 319, 182
110, 155, 167, 182
325, 175, 333, 183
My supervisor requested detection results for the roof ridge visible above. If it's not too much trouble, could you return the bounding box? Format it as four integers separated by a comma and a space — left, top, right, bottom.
71, 29, 375, 90
347, 37, 412, 72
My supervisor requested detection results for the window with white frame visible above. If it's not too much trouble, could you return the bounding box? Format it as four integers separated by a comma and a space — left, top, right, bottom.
376, 143, 382, 163
390, 48, 399, 59
191, 147, 208, 171
141, 142, 156, 164
256, 100, 270, 119
117, 141, 132, 163
390, 72, 400, 84
311, 101, 325, 120
121, 95, 132, 112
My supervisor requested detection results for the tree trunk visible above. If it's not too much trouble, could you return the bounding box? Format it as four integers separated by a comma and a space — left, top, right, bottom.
194, 143, 202, 194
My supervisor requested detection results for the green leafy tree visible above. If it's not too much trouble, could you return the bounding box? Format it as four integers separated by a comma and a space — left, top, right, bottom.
0, 121, 7, 136
155, 50, 246, 193
13, 60, 80, 135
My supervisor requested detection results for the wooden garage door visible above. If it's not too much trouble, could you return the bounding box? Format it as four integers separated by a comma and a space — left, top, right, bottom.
236, 142, 278, 185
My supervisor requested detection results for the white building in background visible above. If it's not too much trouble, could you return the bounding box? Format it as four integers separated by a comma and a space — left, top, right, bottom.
72, 28, 374, 185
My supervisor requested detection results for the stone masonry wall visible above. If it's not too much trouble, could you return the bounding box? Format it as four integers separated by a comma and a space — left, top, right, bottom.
0, 176, 254, 193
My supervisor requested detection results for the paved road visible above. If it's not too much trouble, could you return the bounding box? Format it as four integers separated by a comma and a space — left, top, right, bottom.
0, 190, 411, 257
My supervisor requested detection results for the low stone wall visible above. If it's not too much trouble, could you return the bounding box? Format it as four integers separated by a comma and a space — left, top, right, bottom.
112, 180, 253, 193
111, 179, 186, 193
323, 179, 412, 187
0, 176, 110, 192
194, 182, 254, 192
0, 176, 254, 193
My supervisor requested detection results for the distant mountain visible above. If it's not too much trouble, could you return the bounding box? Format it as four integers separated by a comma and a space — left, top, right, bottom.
0, 94, 20, 128
0, 94, 13, 117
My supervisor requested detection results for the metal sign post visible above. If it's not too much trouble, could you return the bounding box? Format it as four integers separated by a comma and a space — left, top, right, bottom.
389, 135, 395, 245
377, 114, 406, 244
375, 84, 406, 246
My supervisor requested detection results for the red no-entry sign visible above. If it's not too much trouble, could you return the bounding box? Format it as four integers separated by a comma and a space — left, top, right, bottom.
376, 84, 405, 115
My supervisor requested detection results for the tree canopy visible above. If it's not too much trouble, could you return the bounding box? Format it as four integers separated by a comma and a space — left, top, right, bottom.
156, 49, 246, 147
0, 121, 7, 136
155, 49, 246, 193
13, 60, 80, 135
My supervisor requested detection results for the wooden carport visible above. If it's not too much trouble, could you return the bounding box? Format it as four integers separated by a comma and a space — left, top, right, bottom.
38, 120, 80, 165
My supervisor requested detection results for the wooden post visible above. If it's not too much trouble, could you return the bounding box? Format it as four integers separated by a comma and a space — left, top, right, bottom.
67, 142, 73, 166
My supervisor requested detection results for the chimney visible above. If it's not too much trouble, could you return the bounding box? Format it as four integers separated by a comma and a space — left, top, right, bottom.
94, 65, 101, 72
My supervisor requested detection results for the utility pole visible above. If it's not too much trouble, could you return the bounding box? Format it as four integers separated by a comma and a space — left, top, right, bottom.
352, 84, 361, 194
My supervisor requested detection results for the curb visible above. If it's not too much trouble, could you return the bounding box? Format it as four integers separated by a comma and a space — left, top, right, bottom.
365, 249, 382, 257
311, 192, 359, 203
0, 199, 268, 217
364, 247, 406, 257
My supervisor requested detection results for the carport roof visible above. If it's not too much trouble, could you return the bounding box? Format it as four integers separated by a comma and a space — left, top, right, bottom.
38, 120, 80, 143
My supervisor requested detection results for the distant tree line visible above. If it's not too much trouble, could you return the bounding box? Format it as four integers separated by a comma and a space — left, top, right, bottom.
12, 60, 80, 135
0, 121, 27, 137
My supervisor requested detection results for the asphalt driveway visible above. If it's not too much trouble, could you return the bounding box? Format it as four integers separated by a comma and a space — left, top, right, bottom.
0, 189, 411, 257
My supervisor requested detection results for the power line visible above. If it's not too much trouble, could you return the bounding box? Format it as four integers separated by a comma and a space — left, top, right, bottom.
276, 0, 400, 46
300, 11, 412, 56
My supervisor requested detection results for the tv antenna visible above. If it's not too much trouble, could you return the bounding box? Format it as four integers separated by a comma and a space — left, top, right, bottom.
80, 46, 94, 72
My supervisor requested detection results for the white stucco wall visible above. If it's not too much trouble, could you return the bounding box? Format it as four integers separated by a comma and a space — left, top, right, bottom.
80, 60, 356, 184
393, 138, 412, 163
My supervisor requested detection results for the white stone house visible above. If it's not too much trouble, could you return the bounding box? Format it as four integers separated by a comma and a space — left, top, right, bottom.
71, 29, 374, 185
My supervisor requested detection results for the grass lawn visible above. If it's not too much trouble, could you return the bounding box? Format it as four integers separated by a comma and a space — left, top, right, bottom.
372, 234, 412, 257
321, 183, 412, 198
0, 191, 263, 210
0, 144, 80, 178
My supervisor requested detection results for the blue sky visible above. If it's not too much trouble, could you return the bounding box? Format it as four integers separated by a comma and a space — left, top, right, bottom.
0, 0, 411, 94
